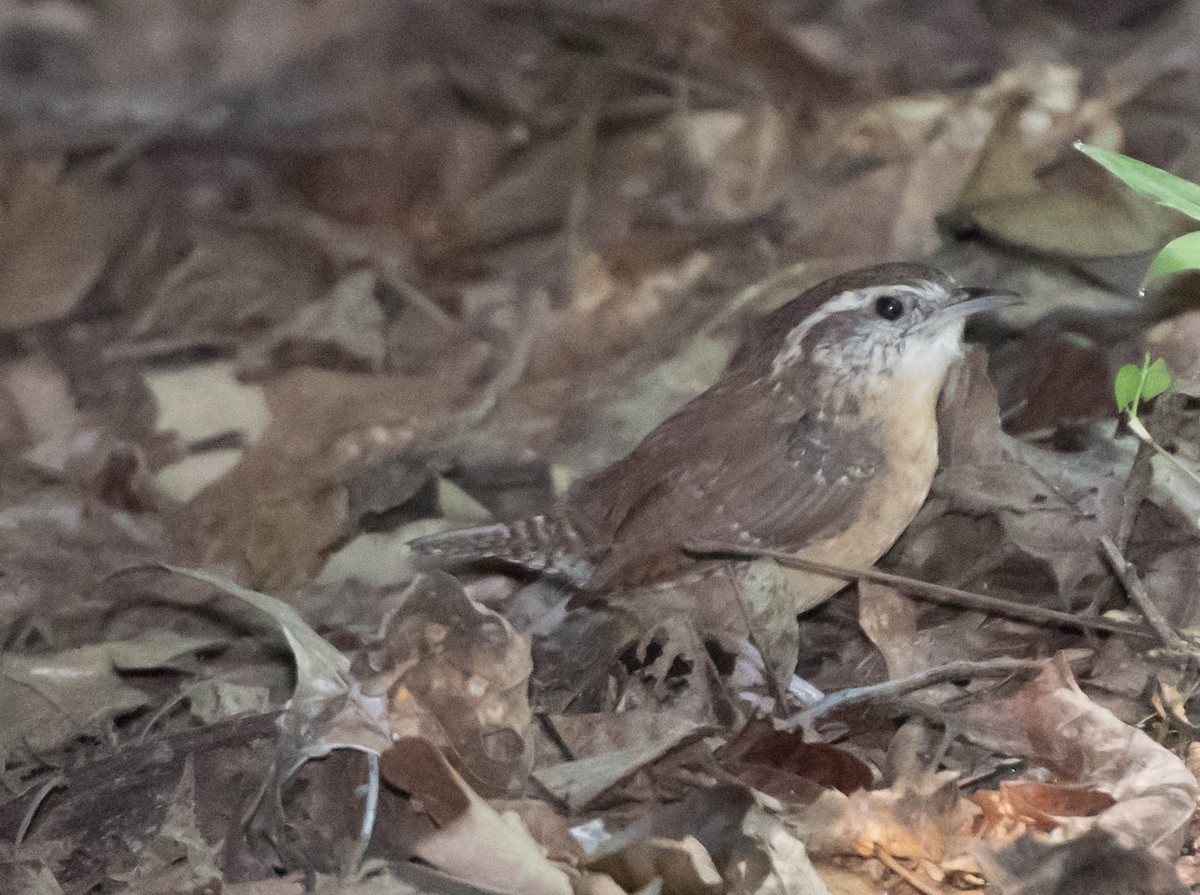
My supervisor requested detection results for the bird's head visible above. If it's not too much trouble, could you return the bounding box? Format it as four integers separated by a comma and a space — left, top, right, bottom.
761, 263, 1018, 406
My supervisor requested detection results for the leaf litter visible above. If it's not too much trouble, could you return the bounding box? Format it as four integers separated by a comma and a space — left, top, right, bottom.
4, 2, 1200, 893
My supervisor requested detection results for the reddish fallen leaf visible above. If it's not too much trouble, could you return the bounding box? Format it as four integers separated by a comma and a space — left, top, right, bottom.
961, 654, 1198, 859
723, 718, 873, 800
972, 780, 1116, 838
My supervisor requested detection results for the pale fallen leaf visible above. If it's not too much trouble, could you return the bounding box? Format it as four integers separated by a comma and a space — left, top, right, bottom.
591, 835, 723, 895
316, 526, 431, 589
589, 784, 831, 894
187, 679, 272, 724
0, 629, 222, 758
436, 477, 493, 523
155, 564, 392, 757
0, 355, 80, 456
731, 800, 832, 895
380, 737, 572, 895
155, 450, 244, 502
0, 861, 66, 895
144, 361, 270, 446
534, 721, 707, 811
574, 871, 629, 895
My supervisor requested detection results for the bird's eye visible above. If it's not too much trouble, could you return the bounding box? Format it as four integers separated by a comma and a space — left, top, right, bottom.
874, 295, 905, 321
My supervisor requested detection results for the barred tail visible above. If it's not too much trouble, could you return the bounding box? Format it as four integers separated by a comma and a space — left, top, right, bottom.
407, 515, 594, 587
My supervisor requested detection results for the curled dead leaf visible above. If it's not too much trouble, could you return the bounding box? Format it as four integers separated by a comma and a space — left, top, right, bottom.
378, 572, 534, 795
961, 654, 1198, 859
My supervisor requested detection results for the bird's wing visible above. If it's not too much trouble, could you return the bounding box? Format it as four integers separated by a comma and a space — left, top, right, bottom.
565, 378, 884, 587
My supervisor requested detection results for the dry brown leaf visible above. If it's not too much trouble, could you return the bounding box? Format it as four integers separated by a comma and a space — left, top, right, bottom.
131, 227, 327, 354
722, 720, 873, 805
856, 581, 922, 680
961, 654, 1198, 859
929, 350, 1129, 596
215, 0, 393, 87
0, 484, 177, 623
109, 756, 221, 892
189, 360, 485, 588
548, 709, 708, 762
955, 63, 1184, 259
1146, 308, 1200, 398
0, 158, 135, 331
681, 105, 790, 223
447, 135, 576, 251
269, 269, 386, 372
377, 572, 534, 795
0, 860, 66, 895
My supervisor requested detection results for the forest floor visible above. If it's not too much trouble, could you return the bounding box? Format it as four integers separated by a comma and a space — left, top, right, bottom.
3, 1, 1200, 893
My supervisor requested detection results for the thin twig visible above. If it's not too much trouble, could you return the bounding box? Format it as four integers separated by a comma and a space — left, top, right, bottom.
874, 846, 945, 895
686, 540, 1154, 639
452, 289, 544, 433
1099, 537, 1190, 652
796, 656, 1078, 724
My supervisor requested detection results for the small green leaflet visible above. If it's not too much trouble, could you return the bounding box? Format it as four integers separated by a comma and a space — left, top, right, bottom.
1147, 230, 1200, 283
1114, 354, 1172, 415
1076, 143, 1200, 222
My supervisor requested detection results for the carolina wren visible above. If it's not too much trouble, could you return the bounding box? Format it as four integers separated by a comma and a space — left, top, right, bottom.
410, 263, 1016, 612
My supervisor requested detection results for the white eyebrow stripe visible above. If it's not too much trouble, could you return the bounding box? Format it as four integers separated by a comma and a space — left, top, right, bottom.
770, 290, 863, 376
768, 280, 947, 376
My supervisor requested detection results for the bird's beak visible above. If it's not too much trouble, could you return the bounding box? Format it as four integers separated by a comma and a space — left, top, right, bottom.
948, 286, 1022, 315
922, 286, 1022, 329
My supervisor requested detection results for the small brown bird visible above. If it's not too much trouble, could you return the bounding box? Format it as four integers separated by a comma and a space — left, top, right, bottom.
410, 263, 1016, 612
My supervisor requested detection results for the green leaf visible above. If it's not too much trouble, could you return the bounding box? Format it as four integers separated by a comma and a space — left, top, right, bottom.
1114, 363, 1144, 412
1142, 357, 1172, 402
1146, 230, 1200, 282
1076, 143, 1200, 221
1114, 355, 1173, 415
